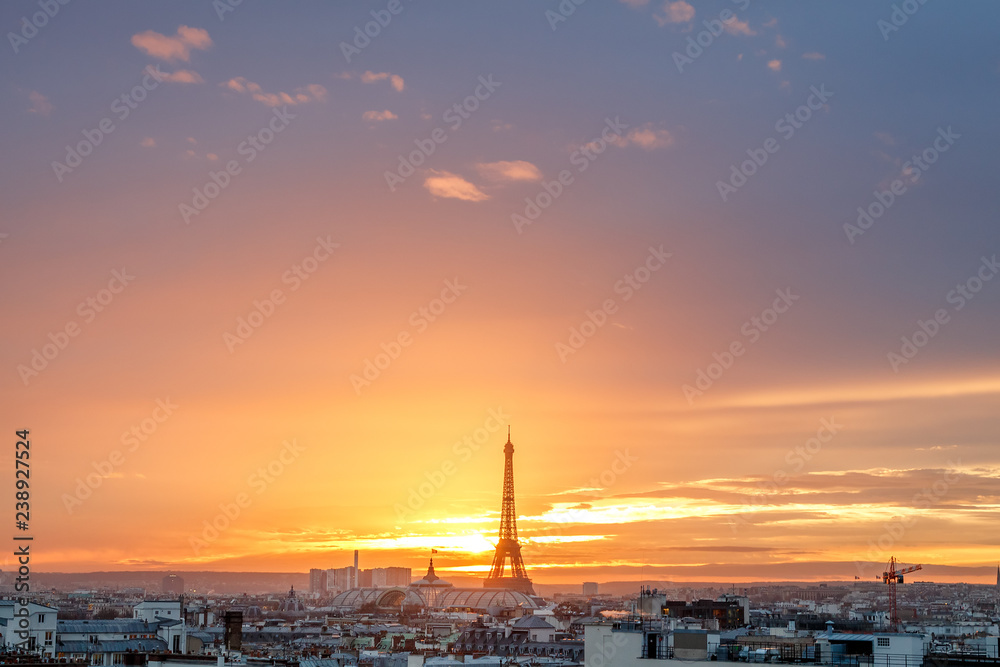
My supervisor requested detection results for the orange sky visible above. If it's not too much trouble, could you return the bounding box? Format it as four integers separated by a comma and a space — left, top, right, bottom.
2, 3, 1000, 585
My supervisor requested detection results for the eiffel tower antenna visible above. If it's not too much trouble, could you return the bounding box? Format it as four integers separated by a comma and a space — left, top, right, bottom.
484, 426, 534, 595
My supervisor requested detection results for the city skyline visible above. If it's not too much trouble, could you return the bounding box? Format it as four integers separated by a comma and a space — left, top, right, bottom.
2, 2, 999, 583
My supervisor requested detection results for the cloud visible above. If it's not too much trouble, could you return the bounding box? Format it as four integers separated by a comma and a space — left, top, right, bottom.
360, 71, 405, 92
767, 59, 782, 72
655, 0, 694, 26
802, 51, 826, 60
131, 25, 211, 62
140, 137, 156, 148
423, 170, 490, 202
26, 90, 52, 116
775, 34, 787, 48
476, 160, 543, 182
157, 69, 204, 84
724, 17, 756, 36
362, 109, 398, 122
223, 77, 327, 106
610, 123, 675, 150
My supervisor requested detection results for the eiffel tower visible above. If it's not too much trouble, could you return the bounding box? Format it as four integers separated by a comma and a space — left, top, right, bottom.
484, 428, 535, 595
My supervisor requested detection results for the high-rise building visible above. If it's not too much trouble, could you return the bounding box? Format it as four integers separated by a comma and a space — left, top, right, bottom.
583, 582, 599, 596
326, 566, 356, 593
309, 568, 328, 596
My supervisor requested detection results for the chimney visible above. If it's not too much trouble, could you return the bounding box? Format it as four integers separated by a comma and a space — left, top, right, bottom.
354, 550, 359, 589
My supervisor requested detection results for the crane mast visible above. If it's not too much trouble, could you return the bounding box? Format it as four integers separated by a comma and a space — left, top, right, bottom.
881, 556, 922, 632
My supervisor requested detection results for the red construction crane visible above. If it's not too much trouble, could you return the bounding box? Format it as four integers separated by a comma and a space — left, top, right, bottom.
881, 556, 922, 632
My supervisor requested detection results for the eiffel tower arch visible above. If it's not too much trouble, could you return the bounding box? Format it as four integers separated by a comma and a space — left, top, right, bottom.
483, 428, 535, 595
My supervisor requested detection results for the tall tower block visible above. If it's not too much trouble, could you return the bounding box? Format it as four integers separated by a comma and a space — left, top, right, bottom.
484, 428, 534, 595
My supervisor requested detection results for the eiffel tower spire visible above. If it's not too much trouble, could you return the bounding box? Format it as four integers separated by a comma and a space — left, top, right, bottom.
484, 427, 534, 595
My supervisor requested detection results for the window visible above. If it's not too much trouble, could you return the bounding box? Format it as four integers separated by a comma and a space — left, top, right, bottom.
91, 654, 104, 665
113, 654, 125, 665
45, 632, 53, 646
38, 615, 45, 622
878, 638, 890, 647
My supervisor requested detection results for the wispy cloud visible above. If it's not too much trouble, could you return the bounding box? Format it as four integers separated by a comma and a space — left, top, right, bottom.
157, 69, 205, 84
131, 25, 212, 62
224, 77, 327, 106
361, 70, 405, 92
362, 109, 398, 122
140, 137, 156, 148
803, 51, 826, 60
423, 170, 490, 202
768, 59, 782, 72
610, 123, 675, 150
26, 90, 52, 116
476, 160, 543, 182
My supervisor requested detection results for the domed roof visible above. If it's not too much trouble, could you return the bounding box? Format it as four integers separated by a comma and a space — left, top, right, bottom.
432, 588, 538, 611
410, 558, 453, 588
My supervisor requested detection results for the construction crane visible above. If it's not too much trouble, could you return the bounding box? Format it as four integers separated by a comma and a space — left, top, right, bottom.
881, 556, 922, 632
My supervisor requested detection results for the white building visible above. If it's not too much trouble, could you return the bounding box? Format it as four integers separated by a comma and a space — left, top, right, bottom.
0, 600, 57, 656
55, 619, 167, 665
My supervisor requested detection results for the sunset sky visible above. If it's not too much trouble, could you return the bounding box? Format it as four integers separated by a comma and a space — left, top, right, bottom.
3, 1, 1000, 585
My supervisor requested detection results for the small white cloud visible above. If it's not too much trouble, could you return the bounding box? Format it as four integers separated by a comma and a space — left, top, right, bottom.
775, 34, 786, 48
611, 123, 675, 150
207, 153, 218, 160
361, 70, 405, 92
131, 25, 211, 62
655, 0, 694, 25
186, 137, 197, 145
26, 90, 52, 116
724, 16, 756, 36
362, 109, 398, 122
423, 170, 490, 202
476, 160, 543, 182
157, 69, 204, 84
140, 137, 156, 148
767, 59, 782, 72
223, 77, 326, 106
